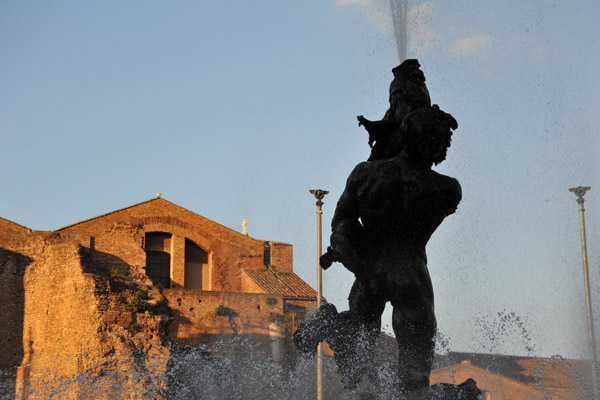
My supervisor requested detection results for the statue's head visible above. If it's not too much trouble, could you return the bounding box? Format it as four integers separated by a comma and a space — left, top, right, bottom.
391, 59, 425, 92
400, 105, 458, 165
389, 59, 431, 117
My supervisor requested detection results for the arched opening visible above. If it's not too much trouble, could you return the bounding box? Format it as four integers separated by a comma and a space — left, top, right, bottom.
145, 232, 172, 288
184, 239, 210, 290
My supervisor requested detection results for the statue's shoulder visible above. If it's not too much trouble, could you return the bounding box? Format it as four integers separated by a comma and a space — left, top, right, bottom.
338, 163, 369, 199
435, 173, 462, 206
347, 160, 387, 187
431, 169, 459, 185
348, 161, 373, 182
445, 175, 461, 193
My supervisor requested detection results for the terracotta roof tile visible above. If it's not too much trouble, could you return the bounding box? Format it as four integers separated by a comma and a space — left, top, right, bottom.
243, 268, 317, 298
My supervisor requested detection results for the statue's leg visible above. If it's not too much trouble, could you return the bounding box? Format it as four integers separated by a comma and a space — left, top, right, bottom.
391, 269, 436, 393
327, 278, 386, 389
294, 303, 339, 355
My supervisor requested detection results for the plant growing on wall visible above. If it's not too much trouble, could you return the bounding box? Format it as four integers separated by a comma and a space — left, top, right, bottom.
266, 297, 277, 306
215, 305, 239, 335
214, 305, 236, 318
110, 263, 130, 280
128, 322, 142, 335
129, 291, 149, 312
269, 306, 293, 325
267, 264, 288, 276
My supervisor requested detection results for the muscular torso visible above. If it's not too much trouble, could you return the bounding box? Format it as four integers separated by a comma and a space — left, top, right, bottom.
331, 153, 461, 275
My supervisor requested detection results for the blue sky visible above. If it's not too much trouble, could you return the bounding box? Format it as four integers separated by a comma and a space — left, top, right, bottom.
2, 1, 599, 359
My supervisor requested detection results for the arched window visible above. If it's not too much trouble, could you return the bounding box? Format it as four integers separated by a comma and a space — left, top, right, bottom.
184, 239, 209, 290
145, 232, 171, 288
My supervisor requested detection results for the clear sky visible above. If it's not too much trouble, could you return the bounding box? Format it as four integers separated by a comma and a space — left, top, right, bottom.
2, 1, 599, 359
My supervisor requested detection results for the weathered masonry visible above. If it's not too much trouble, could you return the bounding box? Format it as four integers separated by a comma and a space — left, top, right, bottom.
0, 197, 318, 398
57, 197, 299, 292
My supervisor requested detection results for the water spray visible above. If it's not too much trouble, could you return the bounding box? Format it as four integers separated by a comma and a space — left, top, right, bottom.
390, 0, 409, 62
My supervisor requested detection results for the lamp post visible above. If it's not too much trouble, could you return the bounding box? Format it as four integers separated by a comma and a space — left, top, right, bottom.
310, 189, 328, 400
569, 186, 598, 398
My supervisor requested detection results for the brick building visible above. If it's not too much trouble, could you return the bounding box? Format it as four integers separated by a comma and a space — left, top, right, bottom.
58, 196, 317, 344
0, 197, 318, 398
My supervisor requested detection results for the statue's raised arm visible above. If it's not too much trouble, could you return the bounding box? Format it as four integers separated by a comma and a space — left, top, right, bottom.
360, 59, 431, 161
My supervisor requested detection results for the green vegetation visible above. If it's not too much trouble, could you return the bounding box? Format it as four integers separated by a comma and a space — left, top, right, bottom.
266, 297, 277, 306
110, 264, 129, 279
266, 264, 288, 276
269, 307, 294, 325
128, 322, 142, 335
128, 291, 148, 312
215, 305, 236, 317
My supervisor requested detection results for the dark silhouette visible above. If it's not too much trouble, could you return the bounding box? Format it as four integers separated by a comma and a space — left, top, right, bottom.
295, 60, 479, 398
357, 59, 432, 161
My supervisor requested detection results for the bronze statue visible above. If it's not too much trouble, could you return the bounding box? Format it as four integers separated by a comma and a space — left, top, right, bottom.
295, 60, 479, 398
357, 59, 431, 161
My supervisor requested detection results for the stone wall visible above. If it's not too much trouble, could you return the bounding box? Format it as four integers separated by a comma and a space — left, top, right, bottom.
0, 199, 313, 399
0, 239, 33, 371
0, 232, 172, 399
0, 217, 30, 236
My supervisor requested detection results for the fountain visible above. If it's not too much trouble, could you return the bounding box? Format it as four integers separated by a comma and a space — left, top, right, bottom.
390, 0, 409, 63
1, 2, 598, 400
294, 58, 480, 399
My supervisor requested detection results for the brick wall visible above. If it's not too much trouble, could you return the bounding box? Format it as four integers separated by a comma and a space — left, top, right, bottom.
164, 289, 285, 340
0, 234, 110, 397
0, 217, 30, 236
0, 199, 314, 398
90, 225, 146, 270
58, 199, 282, 292
163, 288, 300, 366
269, 241, 293, 273
0, 232, 172, 399
0, 238, 34, 370
20, 241, 105, 391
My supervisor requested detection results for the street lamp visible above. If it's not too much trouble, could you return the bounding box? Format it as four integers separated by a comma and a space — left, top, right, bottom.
310, 189, 328, 400
569, 186, 598, 398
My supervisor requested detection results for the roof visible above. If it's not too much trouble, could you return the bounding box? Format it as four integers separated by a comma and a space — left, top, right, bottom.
56, 197, 163, 231
243, 268, 317, 298
55, 197, 283, 244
